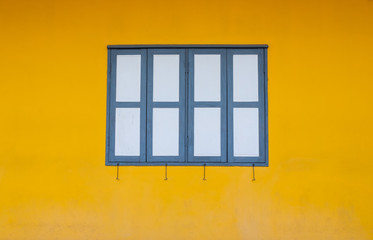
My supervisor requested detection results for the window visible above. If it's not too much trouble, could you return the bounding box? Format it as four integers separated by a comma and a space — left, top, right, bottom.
106, 45, 268, 166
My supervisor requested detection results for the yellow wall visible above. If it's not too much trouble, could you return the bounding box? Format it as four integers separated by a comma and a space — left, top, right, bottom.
1, 0, 373, 239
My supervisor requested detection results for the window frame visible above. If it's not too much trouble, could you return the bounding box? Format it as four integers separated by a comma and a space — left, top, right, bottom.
106, 45, 268, 167
107, 49, 147, 163
146, 48, 186, 163
227, 48, 267, 164
187, 48, 227, 163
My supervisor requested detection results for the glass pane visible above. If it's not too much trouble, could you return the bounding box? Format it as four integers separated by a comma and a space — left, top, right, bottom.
153, 55, 179, 102
194, 54, 221, 102
153, 108, 179, 156
116, 55, 141, 102
233, 55, 258, 102
233, 108, 259, 156
194, 108, 221, 156
115, 108, 140, 156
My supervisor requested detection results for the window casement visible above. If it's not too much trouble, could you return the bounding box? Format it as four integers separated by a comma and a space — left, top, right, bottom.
106, 45, 268, 166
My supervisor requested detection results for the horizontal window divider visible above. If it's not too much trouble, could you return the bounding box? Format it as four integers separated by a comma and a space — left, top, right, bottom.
230, 157, 265, 163
188, 157, 224, 163
147, 156, 185, 162
232, 102, 260, 108
106, 162, 268, 167
151, 102, 181, 108
108, 45, 268, 49
109, 156, 144, 162
191, 102, 223, 107
229, 48, 262, 54
115, 102, 143, 108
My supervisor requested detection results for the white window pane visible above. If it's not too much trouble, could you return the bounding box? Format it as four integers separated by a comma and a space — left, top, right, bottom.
194, 54, 221, 102
194, 108, 221, 156
233, 55, 258, 102
234, 108, 259, 157
116, 55, 141, 102
153, 108, 179, 156
115, 108, 140, 156
153, 55, 179, 102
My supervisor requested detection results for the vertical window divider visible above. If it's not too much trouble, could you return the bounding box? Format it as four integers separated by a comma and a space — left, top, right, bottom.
185, 50, 189, 163
145, 49, 148, 163
225, 49, 229, 163
264, 48, 269, 166
105, 49, 111, 166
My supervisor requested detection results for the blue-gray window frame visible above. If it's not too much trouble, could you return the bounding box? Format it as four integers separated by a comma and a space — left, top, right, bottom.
187, 49, 227, 163
147, 49, 186, 163
106, 45, 268, 167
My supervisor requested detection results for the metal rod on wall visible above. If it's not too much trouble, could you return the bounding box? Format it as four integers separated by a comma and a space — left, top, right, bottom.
164, 164, 168, 180
116, 163, 119, 180
252, 164, 255, 181
203, 163, 206, 181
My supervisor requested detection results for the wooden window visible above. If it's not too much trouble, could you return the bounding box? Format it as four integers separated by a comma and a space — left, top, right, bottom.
106, 45, 268, 166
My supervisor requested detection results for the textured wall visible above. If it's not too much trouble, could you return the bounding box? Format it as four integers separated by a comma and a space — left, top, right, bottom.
0, 0, 372, 239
